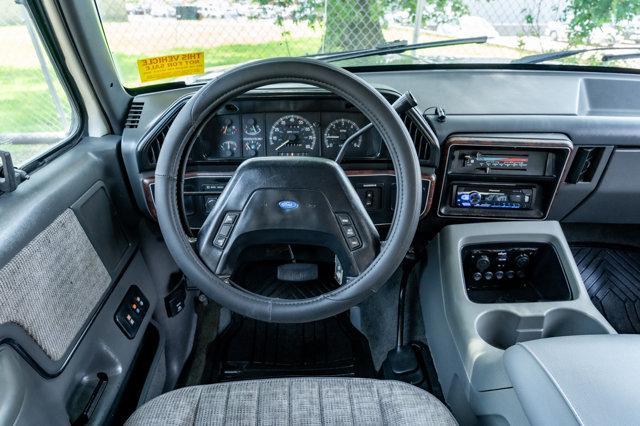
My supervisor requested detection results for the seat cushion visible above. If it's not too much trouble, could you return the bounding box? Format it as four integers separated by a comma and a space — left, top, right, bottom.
126, 377, 457, 425
504, 335, 640, 426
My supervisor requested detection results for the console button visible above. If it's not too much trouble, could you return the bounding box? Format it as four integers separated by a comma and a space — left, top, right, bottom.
222, 212, 239, 225
484, 271, 493, 280
347, 236, 361, 250
218, 224, 232, 237
336, 213, 352, 226
473, 272, 482, 281
343, 225, 356, 238
506, 270, 515, 279
495, 270, 504, 280
213, 235, 227, 248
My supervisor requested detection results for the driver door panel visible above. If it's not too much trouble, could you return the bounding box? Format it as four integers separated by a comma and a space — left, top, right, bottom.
0, 138, 158, 425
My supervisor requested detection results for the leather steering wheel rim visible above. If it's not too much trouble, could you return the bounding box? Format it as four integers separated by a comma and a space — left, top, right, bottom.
155, 57, 422, 323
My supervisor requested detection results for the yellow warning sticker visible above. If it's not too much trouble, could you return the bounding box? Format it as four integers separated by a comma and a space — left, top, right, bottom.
137, 52, 205, 83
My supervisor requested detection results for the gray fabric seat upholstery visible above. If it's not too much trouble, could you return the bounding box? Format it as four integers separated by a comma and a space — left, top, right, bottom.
126, 377, 457, 425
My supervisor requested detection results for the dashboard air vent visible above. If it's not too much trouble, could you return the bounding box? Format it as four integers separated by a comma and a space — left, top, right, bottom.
145, 125, 169, 167
402, 112, 434, 162
566, 147, 605, 183
125, 101, 144, 128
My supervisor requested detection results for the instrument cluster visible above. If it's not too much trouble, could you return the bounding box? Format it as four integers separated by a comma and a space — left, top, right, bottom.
191, 111, 383, 161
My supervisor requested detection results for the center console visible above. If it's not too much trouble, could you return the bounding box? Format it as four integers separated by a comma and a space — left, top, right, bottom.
438, 134, 573, 219
421, 221, 614, 425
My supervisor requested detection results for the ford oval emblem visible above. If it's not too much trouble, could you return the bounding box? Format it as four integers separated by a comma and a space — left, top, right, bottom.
278, 200, 299, 210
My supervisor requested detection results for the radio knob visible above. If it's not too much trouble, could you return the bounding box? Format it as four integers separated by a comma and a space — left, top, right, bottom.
469, 191, 481, 205
476, 255, 491, 272
515, 253, 530, 269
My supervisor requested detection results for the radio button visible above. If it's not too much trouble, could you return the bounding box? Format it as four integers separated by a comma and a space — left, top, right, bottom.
510, 193, 523, 203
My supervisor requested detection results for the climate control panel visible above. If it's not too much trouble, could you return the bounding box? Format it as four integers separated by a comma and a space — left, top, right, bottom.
462, 245, 538, 291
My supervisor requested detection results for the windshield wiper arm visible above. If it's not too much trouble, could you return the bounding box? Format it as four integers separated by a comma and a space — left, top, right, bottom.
602, 52, 640, 62
311, 36, 488, 63
513, 47, 640, 64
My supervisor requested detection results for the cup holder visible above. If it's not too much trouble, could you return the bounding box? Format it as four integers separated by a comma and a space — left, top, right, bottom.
476, 308, 610, 350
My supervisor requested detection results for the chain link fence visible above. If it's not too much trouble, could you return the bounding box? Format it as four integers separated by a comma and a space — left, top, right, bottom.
95, 0, 640, 87
1, 0, 639, 164
0, 0, 74, 166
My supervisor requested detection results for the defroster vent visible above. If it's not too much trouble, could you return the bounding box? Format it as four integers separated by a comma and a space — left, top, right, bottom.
125, 101, 144, 128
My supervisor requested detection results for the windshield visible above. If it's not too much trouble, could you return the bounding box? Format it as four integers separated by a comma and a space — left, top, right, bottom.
95, 0, 640, 88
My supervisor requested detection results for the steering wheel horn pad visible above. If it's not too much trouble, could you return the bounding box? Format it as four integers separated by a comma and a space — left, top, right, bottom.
154, 58, 421, 323
198, 156, 379, 277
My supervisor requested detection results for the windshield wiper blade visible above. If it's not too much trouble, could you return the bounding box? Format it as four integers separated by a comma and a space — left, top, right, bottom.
513, 46, 640, 64
602, 52, 640, 61
311, 36, 488, 63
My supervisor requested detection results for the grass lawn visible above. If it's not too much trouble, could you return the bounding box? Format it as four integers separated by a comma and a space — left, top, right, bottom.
0, 143, 52, 166
1, 37, 321, 132
113, 37, 322, 86
0, 66, 72, 134
0, 37, 320, 165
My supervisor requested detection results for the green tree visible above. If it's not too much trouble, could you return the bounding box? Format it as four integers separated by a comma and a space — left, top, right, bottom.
566, 0, 640, 44
255, 0, 467, 52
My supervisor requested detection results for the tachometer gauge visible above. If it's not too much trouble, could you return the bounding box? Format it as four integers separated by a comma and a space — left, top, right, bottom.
323, 118, 362, 149
268, 114, 317, 156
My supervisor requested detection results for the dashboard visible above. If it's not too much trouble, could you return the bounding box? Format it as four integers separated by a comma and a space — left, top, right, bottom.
120, 70, 640, 236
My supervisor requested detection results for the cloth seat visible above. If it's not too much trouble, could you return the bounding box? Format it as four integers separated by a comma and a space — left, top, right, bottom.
126, 377, 457, 425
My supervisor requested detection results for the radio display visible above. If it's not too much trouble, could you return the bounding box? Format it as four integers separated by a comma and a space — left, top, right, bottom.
463, 153, 529, 170
454, 186, 533, 210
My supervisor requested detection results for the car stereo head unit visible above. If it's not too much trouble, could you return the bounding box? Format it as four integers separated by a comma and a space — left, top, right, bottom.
454, 185, 534, 210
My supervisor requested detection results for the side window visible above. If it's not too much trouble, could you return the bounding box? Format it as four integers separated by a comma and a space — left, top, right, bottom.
0, 1, 76, 167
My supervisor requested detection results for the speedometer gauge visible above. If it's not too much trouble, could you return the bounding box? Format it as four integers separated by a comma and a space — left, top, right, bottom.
268, 114, 317, 156
324, 118, 362, 149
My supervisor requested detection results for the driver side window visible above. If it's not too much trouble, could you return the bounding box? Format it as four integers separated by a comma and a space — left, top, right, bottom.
0, 1, 76, 168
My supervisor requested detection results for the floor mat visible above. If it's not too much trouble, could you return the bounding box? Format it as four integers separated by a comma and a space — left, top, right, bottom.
571, 245, 640, 333
201, 262, 375, 383
202, 313, 376, 383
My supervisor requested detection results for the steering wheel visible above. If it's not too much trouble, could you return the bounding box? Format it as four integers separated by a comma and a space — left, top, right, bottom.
155, 58, 421, 323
